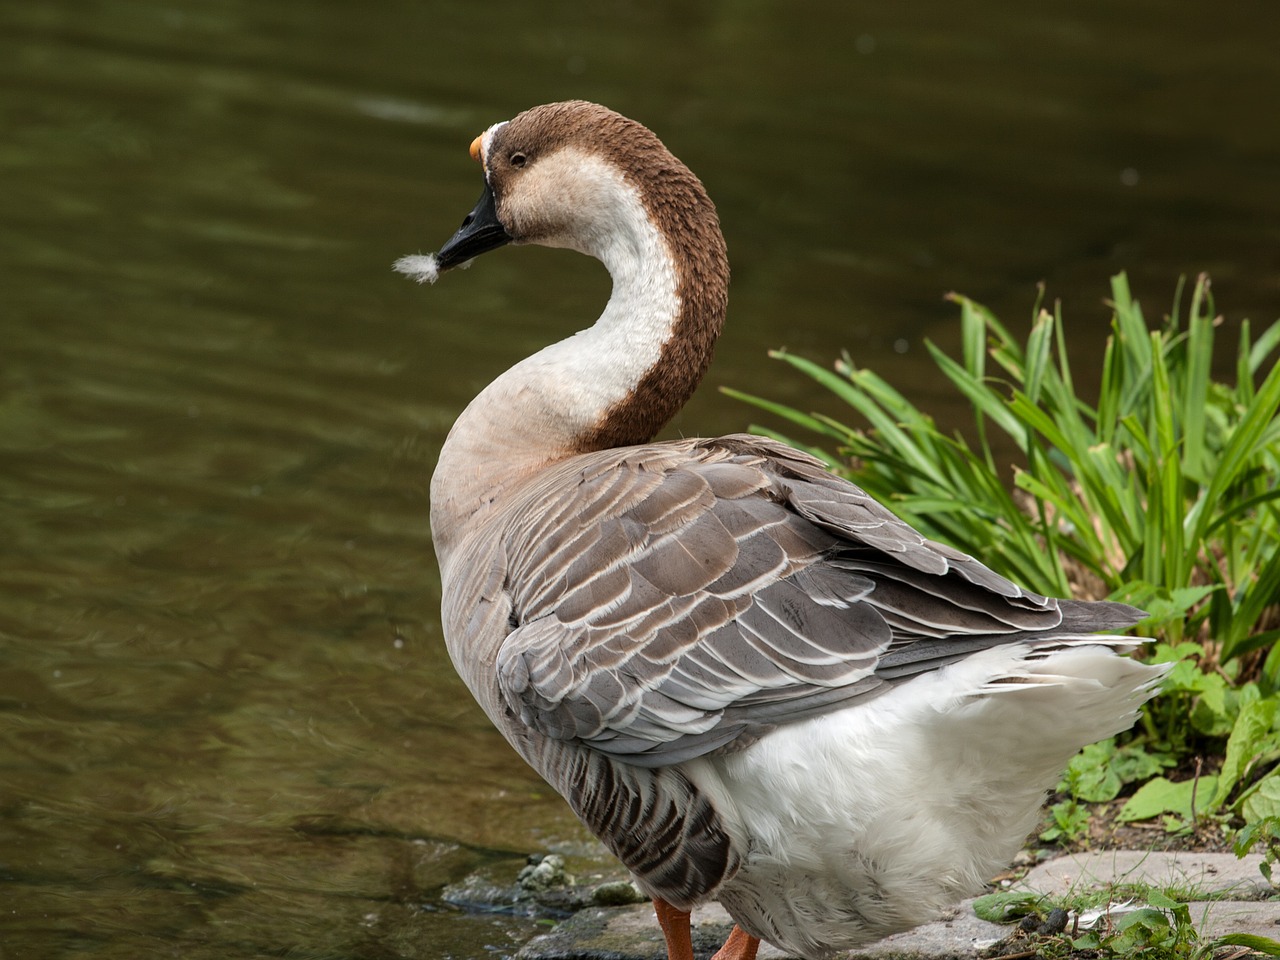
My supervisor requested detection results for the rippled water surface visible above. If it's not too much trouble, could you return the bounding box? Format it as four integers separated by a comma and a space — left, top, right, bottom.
3, 2, 1278, 957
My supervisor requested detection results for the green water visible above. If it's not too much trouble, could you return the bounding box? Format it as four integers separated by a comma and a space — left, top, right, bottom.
2, 2, 1277, 957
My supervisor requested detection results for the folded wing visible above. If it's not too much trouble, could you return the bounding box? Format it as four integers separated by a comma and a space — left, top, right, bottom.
496, 435, 1140, 766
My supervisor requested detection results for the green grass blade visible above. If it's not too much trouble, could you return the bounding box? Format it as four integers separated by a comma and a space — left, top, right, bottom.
924, 340, 1028, 446
1189, 352, 1280, 546
1096, 334, 1122, 446
1249, 317, 1280, 375
1110, 272, 1150, 369
721, 386, 852, 445
1222, 539, 1280, 661
1181, 283, 1214, 482
1023, 310, 1053, 404
1148, 331, 1187, 585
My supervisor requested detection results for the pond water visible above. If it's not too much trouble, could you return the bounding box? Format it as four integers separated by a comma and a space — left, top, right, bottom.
2, 2, 1278, 957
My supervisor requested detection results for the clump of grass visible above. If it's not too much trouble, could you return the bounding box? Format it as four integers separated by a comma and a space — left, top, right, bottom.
728, 273, 1279, 656
726, 273, 1280, 837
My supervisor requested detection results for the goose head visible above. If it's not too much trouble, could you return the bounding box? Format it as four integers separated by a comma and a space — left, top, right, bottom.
426, 100, 728, 278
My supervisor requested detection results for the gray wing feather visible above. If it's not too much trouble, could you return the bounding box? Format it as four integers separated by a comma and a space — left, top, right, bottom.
495, 435, 1140, 767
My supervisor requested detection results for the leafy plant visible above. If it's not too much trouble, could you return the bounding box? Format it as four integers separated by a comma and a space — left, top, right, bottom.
1121, 687, 1280, 828
726, 273, 1280, 665
974, 886, 1280, 960
1041, 796, 1093, 845
1234, 815, 1280, 885
1042, 738, 1174, 843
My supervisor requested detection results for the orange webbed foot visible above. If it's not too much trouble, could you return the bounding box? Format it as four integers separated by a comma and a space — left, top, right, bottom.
654, 900, 760, 960
711, 925, 760, 960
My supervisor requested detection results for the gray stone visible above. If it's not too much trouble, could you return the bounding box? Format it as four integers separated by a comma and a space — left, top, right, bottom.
515, 903, 733, 960
445, 854, 644, 918
1190, 900, 1280, 941
842, 901, 1009, 960
520, 854, 573, 892
514, 899, 1011, 960
1018, 851, 1271, 900
514, 852, 1280, 959
592, 880, 649, 907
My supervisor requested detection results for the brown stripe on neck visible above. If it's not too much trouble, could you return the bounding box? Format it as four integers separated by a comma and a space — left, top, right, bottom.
573, 134, 730, 453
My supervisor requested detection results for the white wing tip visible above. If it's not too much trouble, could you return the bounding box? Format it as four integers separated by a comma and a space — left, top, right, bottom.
393, 253, 441, 284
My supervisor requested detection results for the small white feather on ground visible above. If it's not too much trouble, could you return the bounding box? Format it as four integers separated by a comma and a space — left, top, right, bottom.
393, 254, 440, 284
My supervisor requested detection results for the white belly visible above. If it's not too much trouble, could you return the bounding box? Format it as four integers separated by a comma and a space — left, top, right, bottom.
682, 643, 1164, 959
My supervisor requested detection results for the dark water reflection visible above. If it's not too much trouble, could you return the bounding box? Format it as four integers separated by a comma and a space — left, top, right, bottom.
2, 1, 1277, 957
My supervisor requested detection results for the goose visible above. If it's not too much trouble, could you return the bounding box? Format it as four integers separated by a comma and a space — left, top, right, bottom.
395, 101, 1167, 960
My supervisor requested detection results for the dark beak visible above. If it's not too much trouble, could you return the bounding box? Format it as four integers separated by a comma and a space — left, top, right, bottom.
435, 182, 511, 271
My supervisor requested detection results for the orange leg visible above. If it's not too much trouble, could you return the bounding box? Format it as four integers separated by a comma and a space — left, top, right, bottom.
654, 898, 694, 960
711, 925, 760, 960
654, 899, 761, 960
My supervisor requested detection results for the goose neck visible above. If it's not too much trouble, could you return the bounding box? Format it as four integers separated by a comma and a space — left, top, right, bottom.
431, 161, 728, 555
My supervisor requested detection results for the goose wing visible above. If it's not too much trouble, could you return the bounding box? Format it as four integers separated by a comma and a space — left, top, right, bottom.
495, 435, 1137, 767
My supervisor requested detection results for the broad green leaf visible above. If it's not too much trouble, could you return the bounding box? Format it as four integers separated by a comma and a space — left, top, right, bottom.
1071, 931, 1102, 951
1067, 741, 1123, 802
1213, 698, 1280, 807
1149, 641, 1205, 663
1118, 775, 1221, 822
1066, 741, 1169, 802
1190, 682, 1236, 738
1159, 658, 1225, 696
1106, 907, 1172, 953
971, 891, 1044, 922
1143, 889, 1182, 912
1242, 772, 1280, 823
1111, 744, 1174, 785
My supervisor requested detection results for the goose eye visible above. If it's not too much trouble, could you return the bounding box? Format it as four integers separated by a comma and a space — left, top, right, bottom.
509, 152, 527, 168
